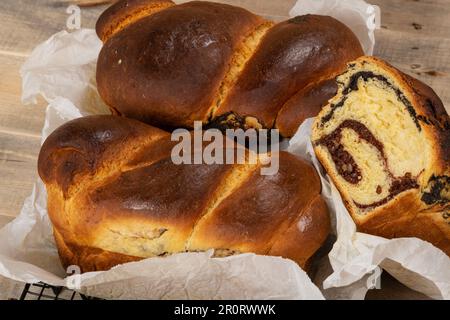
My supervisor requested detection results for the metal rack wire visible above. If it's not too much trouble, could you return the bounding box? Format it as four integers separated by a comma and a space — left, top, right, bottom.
17, 282, 99, 300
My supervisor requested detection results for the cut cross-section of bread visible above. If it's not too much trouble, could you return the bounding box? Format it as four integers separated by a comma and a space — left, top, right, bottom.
312, 56, 450, 255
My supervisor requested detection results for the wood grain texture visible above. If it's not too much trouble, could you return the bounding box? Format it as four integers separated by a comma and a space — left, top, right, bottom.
0, 54, 46, 135
0, 0, 448, 300
0, 276, 24, 300
0, 53, 44, 218
374, 32, 450, 107
371, 0, 450, 38
371, 0, 450, 110
0, 0, 107, 56
177, 0, 296, 20
0, 215, 14, 229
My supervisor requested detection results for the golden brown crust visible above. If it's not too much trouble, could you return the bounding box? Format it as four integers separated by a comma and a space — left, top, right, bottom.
269, 196, 331, 267
38, 115, 169, 197
358, 211, 450, 256
216, 15, 363, 130
39, 115, 330, 272
96, 1, 363, 136
96, 0, 175, 42
275, 79, 338, 137
96, 1, 265, 128
188, 152, 323, 254
54, 228, 142, 272
403, 74, 450, 167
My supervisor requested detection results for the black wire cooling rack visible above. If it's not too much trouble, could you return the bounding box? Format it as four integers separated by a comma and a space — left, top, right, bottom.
17, 282, 99, 300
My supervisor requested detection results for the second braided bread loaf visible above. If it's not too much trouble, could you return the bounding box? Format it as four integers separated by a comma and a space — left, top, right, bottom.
96, 0, 363, 137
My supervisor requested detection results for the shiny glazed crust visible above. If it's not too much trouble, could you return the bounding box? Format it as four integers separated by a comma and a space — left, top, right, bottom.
38, 115, 330, 272
95, 0, 363, 137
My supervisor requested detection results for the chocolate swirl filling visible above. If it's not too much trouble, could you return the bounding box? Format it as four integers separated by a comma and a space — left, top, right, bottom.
321, 71, 421, 131
317, 119, 419, 210
355, 173, 418, 209
316, 120, 366, 184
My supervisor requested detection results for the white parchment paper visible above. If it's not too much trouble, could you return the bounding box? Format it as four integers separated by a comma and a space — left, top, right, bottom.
1, 0, 448, 300
290, 0, 381, 55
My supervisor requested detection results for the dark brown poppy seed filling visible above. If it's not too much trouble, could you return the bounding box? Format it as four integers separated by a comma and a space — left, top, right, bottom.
317, 122, 361, 184
321, 71, 421, 131
421, 175, 450, 205
317, 119, 383, 184
317, 119, 419, 210
355, 174, 418, 209
206, 111, 248, 131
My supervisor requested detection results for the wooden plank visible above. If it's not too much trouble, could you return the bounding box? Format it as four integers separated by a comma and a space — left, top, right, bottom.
0, 215, 14, 229
0, 276, 24, 300
0, 0, 107, 56
0, 130, 40, 218
374, 30, 450, 111
371, 0, 450, 38
0, 0, 293, 57
177, 0, 295, 20
0, 54, 46, 136
0, 53, 43, 218
0, 53, 42, 218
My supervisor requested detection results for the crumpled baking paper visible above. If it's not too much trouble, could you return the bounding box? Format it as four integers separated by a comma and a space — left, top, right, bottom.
290, 0, 381, 55
1, 0, 448, 300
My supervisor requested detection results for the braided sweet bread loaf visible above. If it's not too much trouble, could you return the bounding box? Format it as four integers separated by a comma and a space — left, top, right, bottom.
38, 115, 330, 272
95, 0, 363, 137
312, 56, 450, 255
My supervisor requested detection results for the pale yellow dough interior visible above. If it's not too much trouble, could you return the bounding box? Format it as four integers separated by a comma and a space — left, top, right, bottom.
319, 76, 430, 210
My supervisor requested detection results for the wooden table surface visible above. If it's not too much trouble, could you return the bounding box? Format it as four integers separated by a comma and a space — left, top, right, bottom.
0, 0, 448, 300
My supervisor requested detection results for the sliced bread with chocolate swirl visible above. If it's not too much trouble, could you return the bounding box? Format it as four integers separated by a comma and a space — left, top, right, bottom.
312, 56, 450, 255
